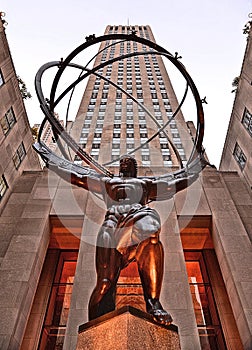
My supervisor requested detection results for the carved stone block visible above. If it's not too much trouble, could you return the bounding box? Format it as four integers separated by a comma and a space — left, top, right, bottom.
77, 306, 181, 350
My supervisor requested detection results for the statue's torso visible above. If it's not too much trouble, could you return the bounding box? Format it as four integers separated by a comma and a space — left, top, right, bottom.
102, 177, 149, 207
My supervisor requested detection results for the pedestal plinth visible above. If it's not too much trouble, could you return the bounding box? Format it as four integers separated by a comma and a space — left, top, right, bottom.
77, 306, 181, 350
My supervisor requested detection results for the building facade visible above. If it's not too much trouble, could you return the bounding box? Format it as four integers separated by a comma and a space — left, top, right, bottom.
0, 21, 251, 350
0, 14, 40, 213
220, 24, 252, 242
220, 25, 252, 191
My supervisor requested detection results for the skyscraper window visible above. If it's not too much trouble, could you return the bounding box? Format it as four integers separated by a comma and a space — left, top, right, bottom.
0, 107, 16, 135
0, 69, 4, 87
12, 142, 26, 169
242, 108, 252, 136
0, 175, 8, 201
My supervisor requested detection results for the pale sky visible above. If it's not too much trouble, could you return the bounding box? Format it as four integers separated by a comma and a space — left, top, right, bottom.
1, 0, 251, 167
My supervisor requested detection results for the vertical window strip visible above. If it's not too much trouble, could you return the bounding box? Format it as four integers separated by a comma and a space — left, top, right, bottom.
0, 107, 16, 135
13, 142, 26, 169
0, 69, 4, 86
0, 175, 8, 200
242, 108, 252, 136
233, 143, 246, 169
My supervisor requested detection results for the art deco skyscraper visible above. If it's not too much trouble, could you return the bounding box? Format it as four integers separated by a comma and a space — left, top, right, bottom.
71, 25, 194, 174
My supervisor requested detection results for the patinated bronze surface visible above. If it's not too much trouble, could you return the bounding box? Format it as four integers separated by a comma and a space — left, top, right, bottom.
33, 31, 210, 326
35, 143, 208, 325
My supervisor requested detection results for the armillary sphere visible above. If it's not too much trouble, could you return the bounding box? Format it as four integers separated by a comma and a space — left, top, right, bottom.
33, 31, 210, 183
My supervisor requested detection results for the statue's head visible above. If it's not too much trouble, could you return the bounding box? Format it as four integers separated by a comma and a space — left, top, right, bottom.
119, 155, 138, 178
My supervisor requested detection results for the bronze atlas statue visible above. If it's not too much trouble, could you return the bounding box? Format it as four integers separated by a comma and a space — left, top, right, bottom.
33, 31, 210, 326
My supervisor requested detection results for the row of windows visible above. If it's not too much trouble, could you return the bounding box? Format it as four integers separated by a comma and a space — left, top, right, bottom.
87, 101, 169, 116
86, 103, 173, 119
0, 106, 26, 195
86, 153, 172, 164
78, 151, 172, 164
77, 148, 174, 164
110, 142, 149, 150
231, 108, 252, 170
82, 121, 178, 141
109, 25, 148, 31
84, 114, 147, 129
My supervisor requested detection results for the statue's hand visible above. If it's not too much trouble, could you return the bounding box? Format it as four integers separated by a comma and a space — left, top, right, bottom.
186, 151, 214, 176
33, 142, 100, 177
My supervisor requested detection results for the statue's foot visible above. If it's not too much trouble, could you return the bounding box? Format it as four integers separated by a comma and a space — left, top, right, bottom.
147, 298, 173, 325
149, 308, 173, 325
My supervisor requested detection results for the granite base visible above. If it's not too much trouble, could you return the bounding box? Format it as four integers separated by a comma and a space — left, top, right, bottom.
77, 306, 181, 350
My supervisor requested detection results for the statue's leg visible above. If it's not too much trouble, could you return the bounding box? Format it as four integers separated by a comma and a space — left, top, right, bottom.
88, 222, 122, 320
134, 217, 173, 325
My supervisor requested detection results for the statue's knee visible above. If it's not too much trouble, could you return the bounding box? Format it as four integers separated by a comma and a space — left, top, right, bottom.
134, 217, 160, 242
102, 220, 116, 234
104, 218, 116, 227
149, 230, 160, 244
99, 278, 111, 295
151, 218, 161, 233
97, 221, 116, 246
135, 217, 159, 233
100, 230, 112, 241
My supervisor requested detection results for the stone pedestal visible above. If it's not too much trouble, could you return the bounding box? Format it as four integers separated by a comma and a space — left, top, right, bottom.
77, 306, 181, 350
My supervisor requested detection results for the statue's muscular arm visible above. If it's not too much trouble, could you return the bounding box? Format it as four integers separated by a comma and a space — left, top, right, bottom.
47, 161, 103, 193
148, 172, 199, 201
33, 142, 103, 193
147, 152, 210, 201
